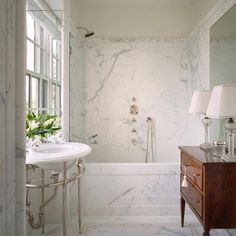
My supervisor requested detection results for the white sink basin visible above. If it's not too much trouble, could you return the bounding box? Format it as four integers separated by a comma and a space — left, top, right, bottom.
26, 142, 91, 171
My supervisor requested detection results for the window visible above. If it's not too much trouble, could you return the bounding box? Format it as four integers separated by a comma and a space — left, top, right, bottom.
26, 13, 61, 115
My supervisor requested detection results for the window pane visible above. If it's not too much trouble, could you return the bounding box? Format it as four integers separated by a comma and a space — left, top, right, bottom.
52, 39, 57, 56
56, 86, 61, 109
46, 52, 50, 77
26, 75, 30, 108
57, 61, 61, 81
31, 77, 39, 108
27, 14, 34, 40
51, 84, 56, 109
42, 81, 48, 108
52, 57, 57, 80
49, 52, 52, 79
35, 23, 41, 45
27, 40, 35, 71
35, 46, 41, 74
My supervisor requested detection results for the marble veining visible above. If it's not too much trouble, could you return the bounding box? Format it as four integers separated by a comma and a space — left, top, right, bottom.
88, 48, 132, 102
72, 38, 189, 163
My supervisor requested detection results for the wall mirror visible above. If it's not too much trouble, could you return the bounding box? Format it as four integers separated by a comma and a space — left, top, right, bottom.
210, 4, 236, 141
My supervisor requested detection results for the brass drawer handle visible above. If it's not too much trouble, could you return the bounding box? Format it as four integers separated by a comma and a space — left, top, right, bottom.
194, 173, 200, 177
182, 163, 191, 167
195, 200, 200, 204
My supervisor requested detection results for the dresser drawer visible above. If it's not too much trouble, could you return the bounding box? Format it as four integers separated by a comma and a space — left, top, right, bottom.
181, 153, 203, 190
181, 175, 202, 218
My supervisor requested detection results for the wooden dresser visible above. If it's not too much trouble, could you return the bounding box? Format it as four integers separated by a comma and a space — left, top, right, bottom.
179, 146, 236, 236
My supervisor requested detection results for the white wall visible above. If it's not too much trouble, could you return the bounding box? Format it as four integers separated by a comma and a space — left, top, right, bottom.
190, 0, 220, 29
70, 1, 192, 38
70, 0, 220, 38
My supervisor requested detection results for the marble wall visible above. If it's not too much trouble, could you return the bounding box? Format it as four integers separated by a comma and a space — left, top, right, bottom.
69, 34, 86, 142
70, 38, 190, 163
0, 0, 26, 235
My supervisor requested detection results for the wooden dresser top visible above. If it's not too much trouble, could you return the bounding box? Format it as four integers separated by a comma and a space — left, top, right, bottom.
179, 146, 236, 165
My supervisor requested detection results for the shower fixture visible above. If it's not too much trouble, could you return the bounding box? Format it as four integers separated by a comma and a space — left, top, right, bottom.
76, 26, 94, 37
146, 117, 155, 163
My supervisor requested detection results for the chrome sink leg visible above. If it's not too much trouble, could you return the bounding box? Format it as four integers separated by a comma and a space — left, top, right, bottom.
63, 162, 68, 236
41, 169, 45, 234
78, 160, 82, 234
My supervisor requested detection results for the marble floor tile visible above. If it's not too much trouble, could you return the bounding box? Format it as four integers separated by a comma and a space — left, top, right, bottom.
27, 222, 236, 236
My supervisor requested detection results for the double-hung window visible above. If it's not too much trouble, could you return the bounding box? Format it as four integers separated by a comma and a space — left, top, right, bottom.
26, 13, 61, 115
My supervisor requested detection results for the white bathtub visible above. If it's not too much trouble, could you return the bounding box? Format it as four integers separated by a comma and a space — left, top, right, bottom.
84, 151, 157, 163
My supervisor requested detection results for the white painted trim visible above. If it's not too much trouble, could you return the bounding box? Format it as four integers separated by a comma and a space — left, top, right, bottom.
187, 0, 236, 41
62, 0, 70, 141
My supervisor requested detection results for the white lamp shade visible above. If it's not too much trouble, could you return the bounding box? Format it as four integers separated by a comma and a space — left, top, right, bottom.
188, 90, 212, 114
206, 84, 236, 118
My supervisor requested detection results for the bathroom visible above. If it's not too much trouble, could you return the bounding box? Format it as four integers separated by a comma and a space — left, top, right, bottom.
1, 0, 236, 235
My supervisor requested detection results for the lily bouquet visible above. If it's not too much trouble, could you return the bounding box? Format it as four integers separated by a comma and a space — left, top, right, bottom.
26, 112, 61, 140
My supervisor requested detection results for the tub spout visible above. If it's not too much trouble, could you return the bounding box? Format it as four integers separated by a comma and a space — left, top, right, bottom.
28, 139, 43, 151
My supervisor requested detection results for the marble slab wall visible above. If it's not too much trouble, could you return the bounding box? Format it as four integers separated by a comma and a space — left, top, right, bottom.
69, 34, 86, 142
0, 0, 26, 235
73, 38, 189, 163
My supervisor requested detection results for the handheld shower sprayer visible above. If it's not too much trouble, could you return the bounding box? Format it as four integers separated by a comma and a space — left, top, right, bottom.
76, 26, 95, 38
146, 117, 155, 163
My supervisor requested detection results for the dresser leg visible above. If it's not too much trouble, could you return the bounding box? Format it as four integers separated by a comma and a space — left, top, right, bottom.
180, 197, 185, 227
203, 229, 210, 236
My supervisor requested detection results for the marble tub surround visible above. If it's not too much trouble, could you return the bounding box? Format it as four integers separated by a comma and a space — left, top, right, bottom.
68, 163, 193, 227
72, 38, 189, 163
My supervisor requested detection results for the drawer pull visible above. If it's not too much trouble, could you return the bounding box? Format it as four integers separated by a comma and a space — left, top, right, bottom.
182, 163, 191, 167
182, 165, 190, 188
195, 200, 200, 204
182, 175, 189, 187
194, 173, 200, 177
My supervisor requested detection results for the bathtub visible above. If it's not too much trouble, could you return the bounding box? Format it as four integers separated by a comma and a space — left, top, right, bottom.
69, 159, 189, 225
84, 151, 157, 163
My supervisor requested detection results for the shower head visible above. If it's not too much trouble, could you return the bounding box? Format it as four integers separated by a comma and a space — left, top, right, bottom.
76, 27, 95, 38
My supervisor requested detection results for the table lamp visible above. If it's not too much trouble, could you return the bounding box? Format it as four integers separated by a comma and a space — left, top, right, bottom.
188, 90, 213, 149
206, 84, 236, 161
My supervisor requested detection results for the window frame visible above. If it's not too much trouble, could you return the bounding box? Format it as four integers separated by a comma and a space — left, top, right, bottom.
26, 13, 61, 115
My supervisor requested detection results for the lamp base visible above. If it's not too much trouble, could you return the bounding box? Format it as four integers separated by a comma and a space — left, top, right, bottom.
221, 154, 236, 162
200, 142, 214, 150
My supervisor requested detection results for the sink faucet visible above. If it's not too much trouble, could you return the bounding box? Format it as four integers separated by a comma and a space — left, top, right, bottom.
28, 139, 43, 151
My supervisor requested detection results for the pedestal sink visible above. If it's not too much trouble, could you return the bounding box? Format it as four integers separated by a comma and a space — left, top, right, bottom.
26, 142, 91, 171
26, 142, 91, 235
